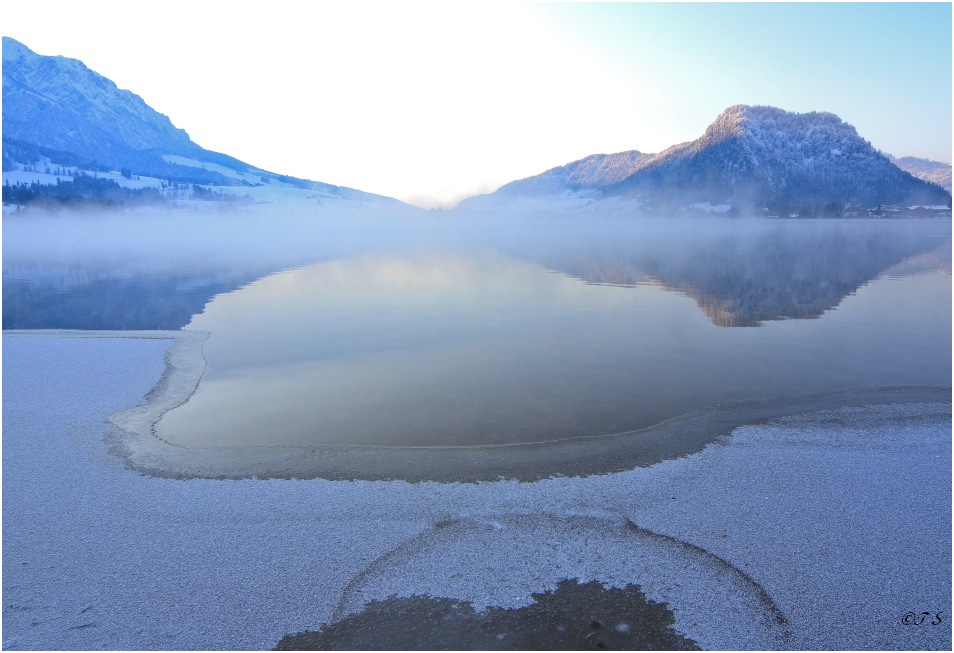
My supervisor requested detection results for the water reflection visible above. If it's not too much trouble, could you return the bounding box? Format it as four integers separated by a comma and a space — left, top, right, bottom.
160, 250, 706, 447
506, 219, 952, 326
2, 268, 276, 330
4, 213, 950, 450
157, 241, 951, 449
1, 209, 433, 329
4, 215, 950, 330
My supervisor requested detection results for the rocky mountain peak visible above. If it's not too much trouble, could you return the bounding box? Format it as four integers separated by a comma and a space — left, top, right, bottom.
2, 36, 34, 62
462, 104, 950, 214
3, 36, 194, 161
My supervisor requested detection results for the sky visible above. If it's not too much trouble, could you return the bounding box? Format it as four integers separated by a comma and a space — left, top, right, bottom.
3, 1, 951, 208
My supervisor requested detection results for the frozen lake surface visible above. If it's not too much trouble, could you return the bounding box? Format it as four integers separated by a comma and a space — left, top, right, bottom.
2, 334, 949, 650
3, 211, 950, 650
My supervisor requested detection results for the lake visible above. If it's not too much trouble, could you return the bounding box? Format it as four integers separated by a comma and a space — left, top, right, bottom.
4, 212, 950, 479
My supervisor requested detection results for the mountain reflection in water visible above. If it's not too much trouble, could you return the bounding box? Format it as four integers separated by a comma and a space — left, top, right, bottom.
511, 219, 952, 326
153, 222, 949, 449
5, 213, 950, 451
3, 215, 950, 330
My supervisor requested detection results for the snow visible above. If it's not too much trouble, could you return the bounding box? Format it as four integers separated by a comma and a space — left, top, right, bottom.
97, 171, 164, 189
204, 179, 354, 206
3, 37, 191, 154
2, 35, 32, 61
556, 151, 653, 187
2, 170, 72, 186
0, 162, 394, 210
3, 164, 166, 190
2, 331, 950, 650
161, 154, 264, 185
688, 202, 732, 214
469, 104, 945, 211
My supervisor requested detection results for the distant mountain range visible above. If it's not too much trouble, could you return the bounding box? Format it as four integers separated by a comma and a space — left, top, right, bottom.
489, 151, 655, 198
889, 155, 952, 191
2, 36, 950, 216
1, 37, 405, 209
462, 105, 951, 216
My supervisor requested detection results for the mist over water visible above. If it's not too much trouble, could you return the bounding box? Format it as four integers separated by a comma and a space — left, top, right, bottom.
2, 206, 442, 329
4, 207, 950, 328
4, 206, 950, 453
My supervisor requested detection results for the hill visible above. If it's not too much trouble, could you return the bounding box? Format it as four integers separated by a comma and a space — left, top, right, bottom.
889, 155, 952, 192
462, 105, 951, 217
1, 37, 406, 211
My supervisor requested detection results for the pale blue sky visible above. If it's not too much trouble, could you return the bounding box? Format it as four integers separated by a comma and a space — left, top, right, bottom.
4, 2, 951, 206
539, 2, 952, 163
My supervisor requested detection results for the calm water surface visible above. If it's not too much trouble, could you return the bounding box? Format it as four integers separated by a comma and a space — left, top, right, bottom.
4, 214, 951, 452
160, 246, 950, 448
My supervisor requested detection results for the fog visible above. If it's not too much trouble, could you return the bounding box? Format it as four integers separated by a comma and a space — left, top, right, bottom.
3, 204, 950, 329
4, 202, 951, 458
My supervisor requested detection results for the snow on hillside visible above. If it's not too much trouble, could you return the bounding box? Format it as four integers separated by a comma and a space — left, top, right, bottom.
552, 151, 655, 188
161, 155, 264, 186
890, 155, 952, 191
459, 105, 950, 216
606, 105, 950, 211
2, 37, 194, 160
636, 104, 886, 189
3, 37, 411, 211
457, 151, 653, 210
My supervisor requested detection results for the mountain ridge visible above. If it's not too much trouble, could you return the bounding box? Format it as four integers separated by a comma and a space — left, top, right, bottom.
612, 104, 947, 210
463, 104, 951, 216
492, 150, 655, 198
2, 36, 406, 209
3, 37, 949, 216
889, 155, 952, 191
2, 37, 224, 184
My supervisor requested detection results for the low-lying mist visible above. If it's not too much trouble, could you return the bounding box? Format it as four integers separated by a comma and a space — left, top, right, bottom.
3, 203, 950, 329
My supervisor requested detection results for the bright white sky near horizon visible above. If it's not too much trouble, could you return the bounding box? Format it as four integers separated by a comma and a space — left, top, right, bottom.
3, 1, 952, 208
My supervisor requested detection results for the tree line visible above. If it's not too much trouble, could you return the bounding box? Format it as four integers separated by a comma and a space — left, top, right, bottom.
2, 174, 253, 210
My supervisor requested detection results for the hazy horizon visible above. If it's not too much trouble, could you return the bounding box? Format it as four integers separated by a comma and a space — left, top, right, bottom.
4, 1, 952, 208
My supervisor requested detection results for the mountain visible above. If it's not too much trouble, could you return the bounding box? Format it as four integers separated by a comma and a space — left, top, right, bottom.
489, 151, 654, 199
617, 105, 950, 213
1, 37, 404, 209
463, 105, 951, 216
889, 155, 952, 192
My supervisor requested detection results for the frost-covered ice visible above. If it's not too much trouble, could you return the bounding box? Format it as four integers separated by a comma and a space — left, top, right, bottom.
2, 334, 951, 650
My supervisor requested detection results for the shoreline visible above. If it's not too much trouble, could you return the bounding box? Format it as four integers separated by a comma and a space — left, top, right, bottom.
2, 332, 951, 650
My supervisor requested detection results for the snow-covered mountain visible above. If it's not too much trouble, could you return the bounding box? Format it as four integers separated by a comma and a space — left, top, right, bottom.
3, 37, 198, 167
458, 151, 654, 211
889, 155, 952, 191
1, 37, 405, 208
492, 151, 654, 198
618, 105, 949, 212
463, 105, 951, 216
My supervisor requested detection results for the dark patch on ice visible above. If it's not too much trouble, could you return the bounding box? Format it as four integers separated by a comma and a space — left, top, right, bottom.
330, 514, 792, 649
274, 579, 698, 651
624, 519, 790, 634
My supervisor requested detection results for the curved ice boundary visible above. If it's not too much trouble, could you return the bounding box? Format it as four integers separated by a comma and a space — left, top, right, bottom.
91, 327, 954, 481
331, 513, 792, 649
